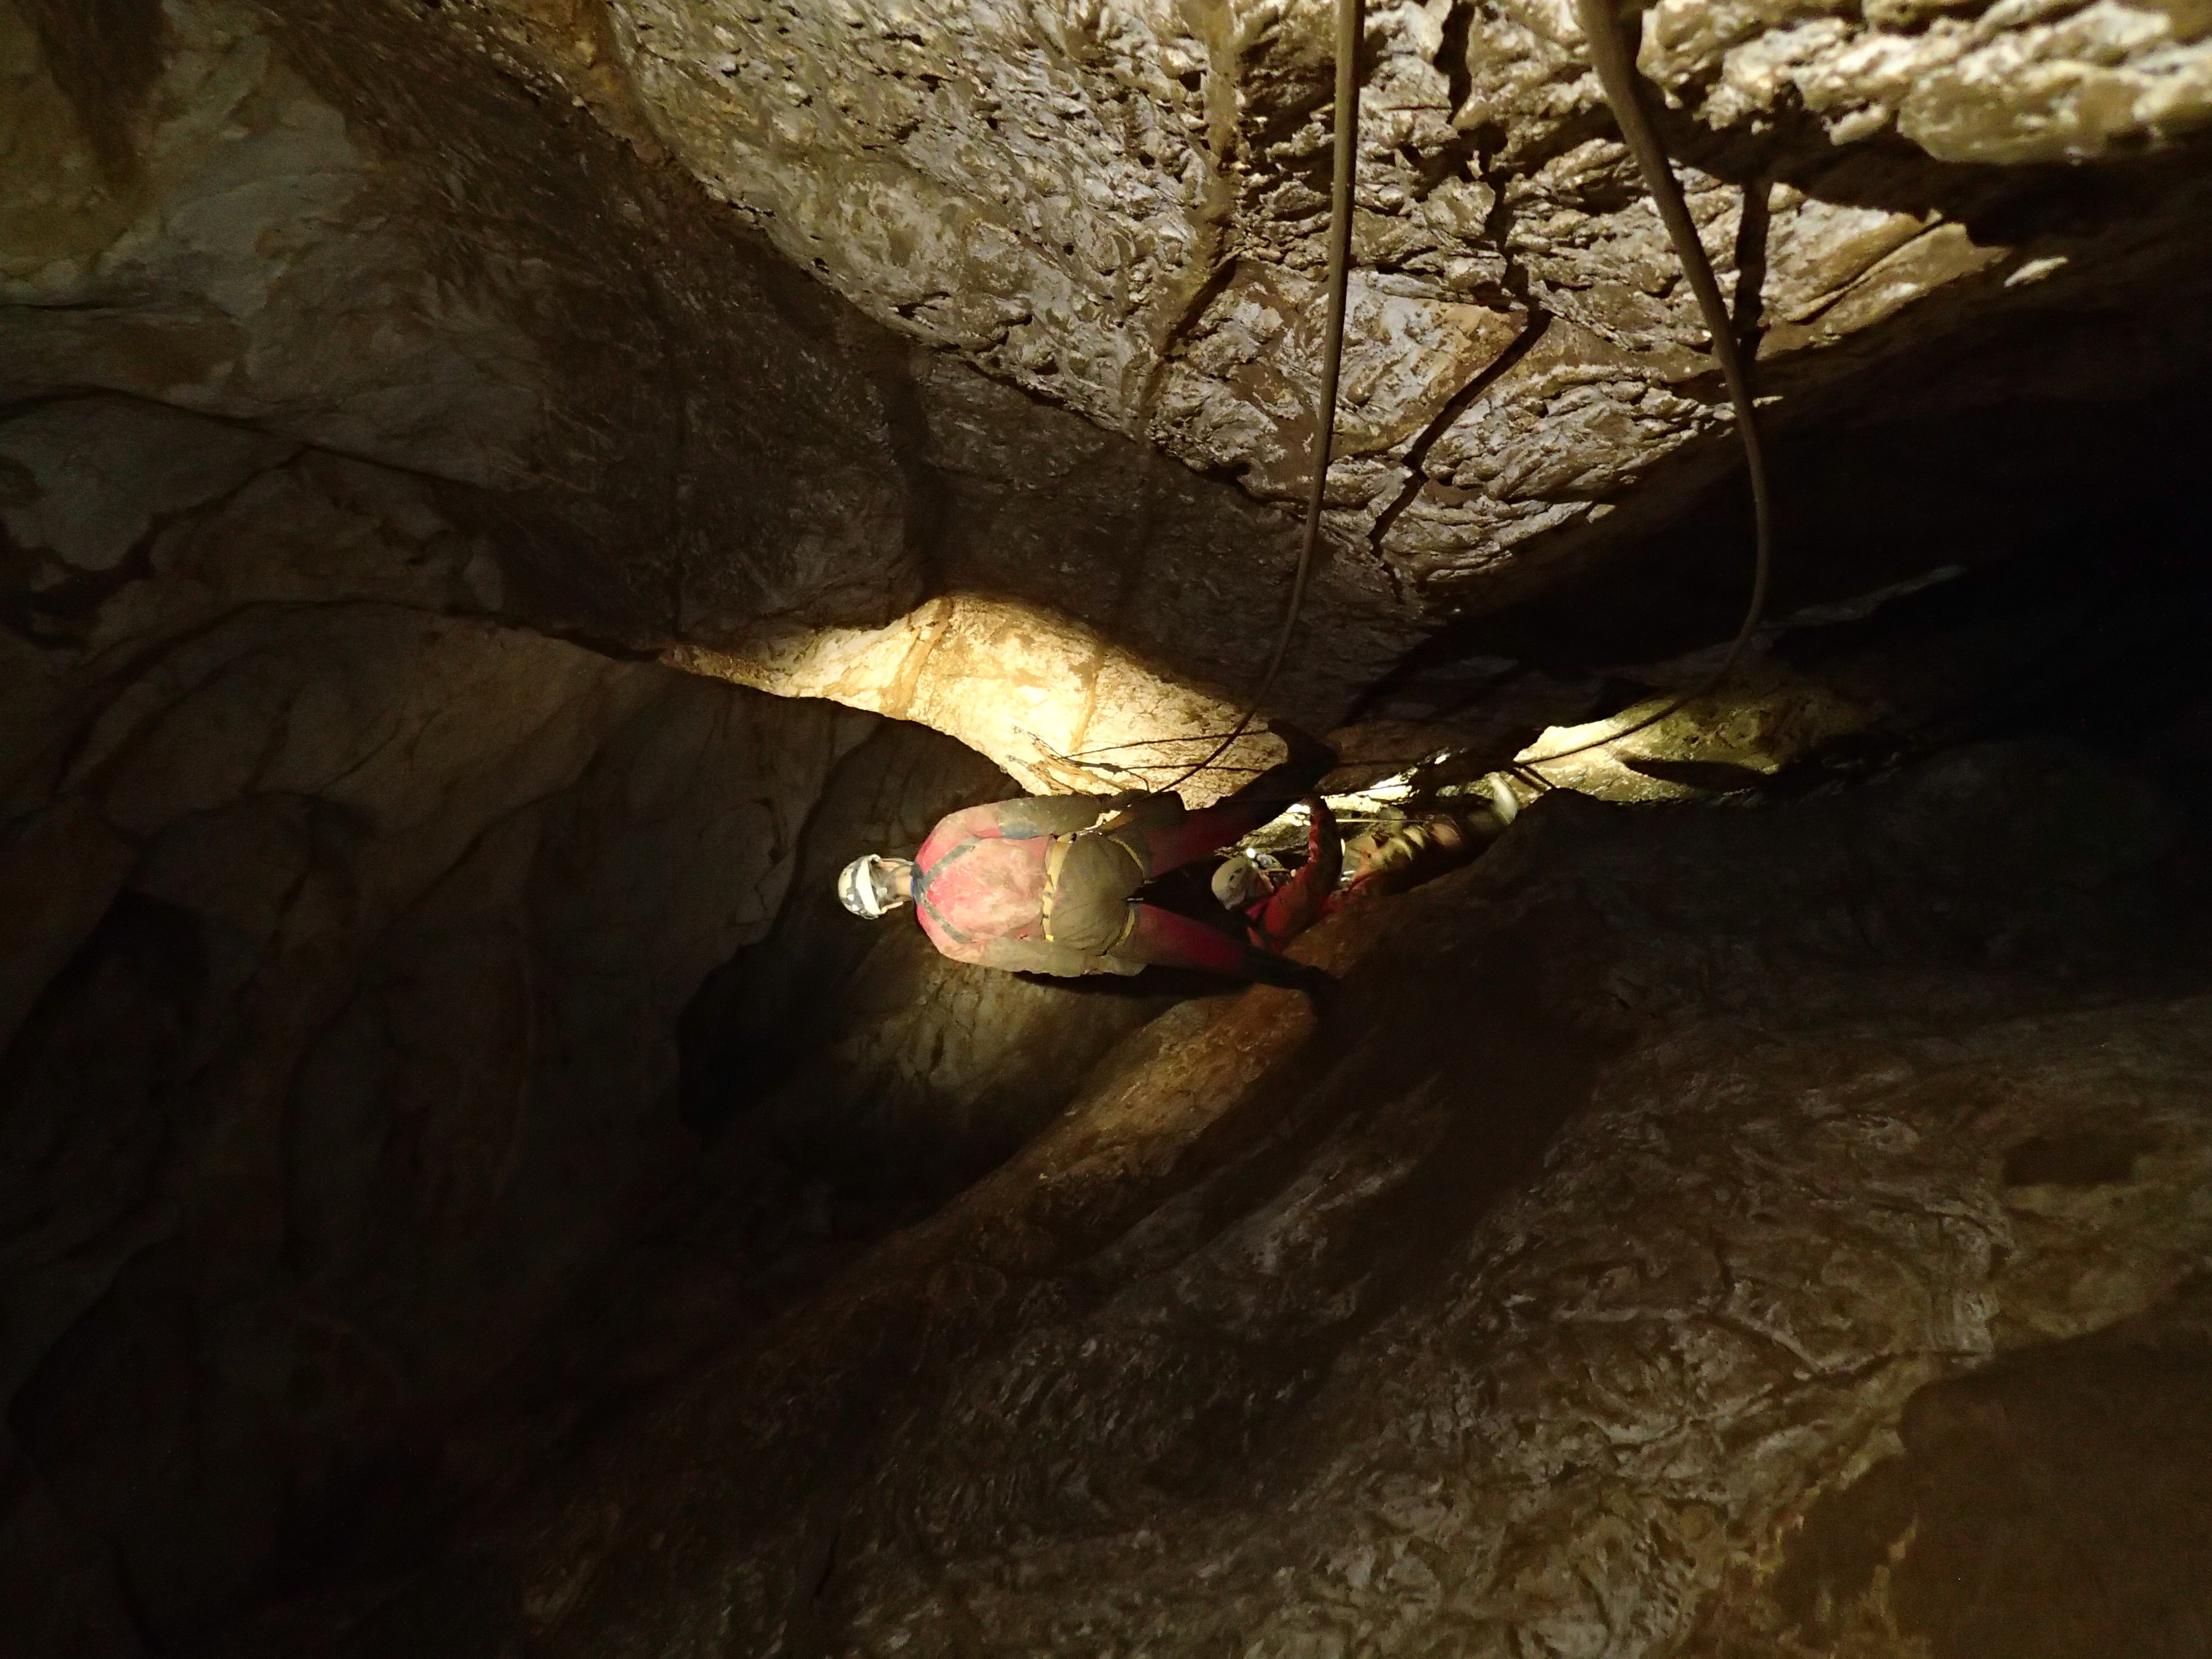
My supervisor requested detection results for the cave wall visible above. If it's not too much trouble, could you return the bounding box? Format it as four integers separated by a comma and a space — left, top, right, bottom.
426, 0, 2212, 615
0, 431, 877, 1646
0, 394, 1206, 1652
0, 0, 1427, 727
2, 2, 2210, 1655
246, 739, 2212, 1659
0, 4, 1252, 1624
16, 0, 2208, 767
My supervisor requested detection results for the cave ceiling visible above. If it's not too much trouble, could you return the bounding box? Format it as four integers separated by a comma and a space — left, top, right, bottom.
4, 7, 2212, 1657
6, 0, 2211, 788
442, 0, 2212, 615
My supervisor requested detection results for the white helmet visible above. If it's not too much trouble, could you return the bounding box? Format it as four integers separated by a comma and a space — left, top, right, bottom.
1210, 850, 1280, 911
837, 853, 905, 919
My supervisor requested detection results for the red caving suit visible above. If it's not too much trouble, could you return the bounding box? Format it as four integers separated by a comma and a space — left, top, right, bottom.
909, 792, 1263, 978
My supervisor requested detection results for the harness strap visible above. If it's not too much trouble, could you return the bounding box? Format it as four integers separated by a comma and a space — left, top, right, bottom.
911, 839, 978, 944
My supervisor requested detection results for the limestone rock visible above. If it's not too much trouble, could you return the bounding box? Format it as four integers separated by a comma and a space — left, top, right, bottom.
455, 0, 2212, 613
0, 0, 1422, 716
674, 593, 1292, 806
3, 4, 2209, 1656
284, 739, 2211, 1659
0, 364, 902, 1649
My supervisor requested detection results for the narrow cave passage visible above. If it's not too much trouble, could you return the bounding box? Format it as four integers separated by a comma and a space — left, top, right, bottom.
4, 3, 2212, 1657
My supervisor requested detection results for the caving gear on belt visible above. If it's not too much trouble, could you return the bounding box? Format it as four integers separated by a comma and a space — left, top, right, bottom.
905, 792, 1170, 978
1040, 826, 1147, 955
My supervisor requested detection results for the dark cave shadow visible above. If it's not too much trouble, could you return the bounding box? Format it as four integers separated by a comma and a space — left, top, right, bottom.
1069, 885, 1633, 1509
1017, 965, 1246, 1001
1771, 493, 2212, 822
1360, 392, 2212, 743
1770, 1279, 2212, 1659
1362, 22, 2212, 722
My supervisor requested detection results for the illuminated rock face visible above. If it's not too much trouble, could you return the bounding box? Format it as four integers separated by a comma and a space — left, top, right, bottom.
12, 0, 2212, 726
440, 0, 2212, 611
3, 3, 2211, 1657
0, 424, 1196, 1647
208, 740, 2212, 1659
0, 0, 1414, 717
674, 594, 1289, 806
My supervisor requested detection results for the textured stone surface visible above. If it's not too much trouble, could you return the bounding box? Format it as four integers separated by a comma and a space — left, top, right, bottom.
1641, 0, 2212, 164
443, 0, 2212, 614
0, 0, 1418, 717
204, 737, 2212, 1659
4, 4, 2211, 1656
0, 430, 871, 1649
0, 365, 1239, 1657
1511, 657, 1873, 798
675, 593, 1292, 805
12, 0, 2211, 732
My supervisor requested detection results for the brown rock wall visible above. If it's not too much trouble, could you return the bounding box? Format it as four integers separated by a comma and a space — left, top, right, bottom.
244, 739, 2212, 1659
479, 0, 2212, 613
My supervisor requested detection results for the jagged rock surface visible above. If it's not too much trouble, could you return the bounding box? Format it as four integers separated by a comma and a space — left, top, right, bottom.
4, 4, 2211, 1657
0, 208, 1209, 1659
448, 0, 2212, 609
1, 0, 1416, 721
197, 739, 2212, 1659
0, 433, 864, 1648
0, 357, 1247, 1648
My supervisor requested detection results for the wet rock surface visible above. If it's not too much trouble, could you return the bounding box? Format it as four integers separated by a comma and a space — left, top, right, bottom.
2, 0, 1409, 717
3, 2, 2212, 1656
443, 0, 2212, 613
0, 584, 866, 1646
0, 389, 1215, 1650
176, 735, 2209, 1659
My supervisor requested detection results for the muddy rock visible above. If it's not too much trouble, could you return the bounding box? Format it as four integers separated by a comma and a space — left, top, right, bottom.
447, 0, 2212, 611
202, 738, 2211, 1659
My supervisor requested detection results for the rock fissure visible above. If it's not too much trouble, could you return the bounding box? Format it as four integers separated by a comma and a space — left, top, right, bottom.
3, 1, 2210, 1655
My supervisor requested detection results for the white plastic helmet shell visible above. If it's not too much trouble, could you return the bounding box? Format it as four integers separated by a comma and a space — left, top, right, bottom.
837, 853, 892, 919
1211, 853, 1269, 911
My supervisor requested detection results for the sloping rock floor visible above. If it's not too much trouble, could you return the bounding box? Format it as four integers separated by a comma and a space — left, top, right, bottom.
189, 724, 2212, 1659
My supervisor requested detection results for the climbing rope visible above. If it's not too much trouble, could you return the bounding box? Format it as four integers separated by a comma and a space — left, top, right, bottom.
1156, 0, 1364, 795
1516, 0, 1775, 779
1094, 0, 1773, 802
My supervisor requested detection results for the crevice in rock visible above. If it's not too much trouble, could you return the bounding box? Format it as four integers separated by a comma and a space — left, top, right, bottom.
1365, 307, 1554, 572
4, 3, 2211, 1655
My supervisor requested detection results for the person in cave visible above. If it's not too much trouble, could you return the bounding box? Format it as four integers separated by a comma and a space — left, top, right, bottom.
1212, 790, 1516, 952
835, 733, 1337, 992
1335, 803, 1509, 900
1211, 796, 1344, 954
